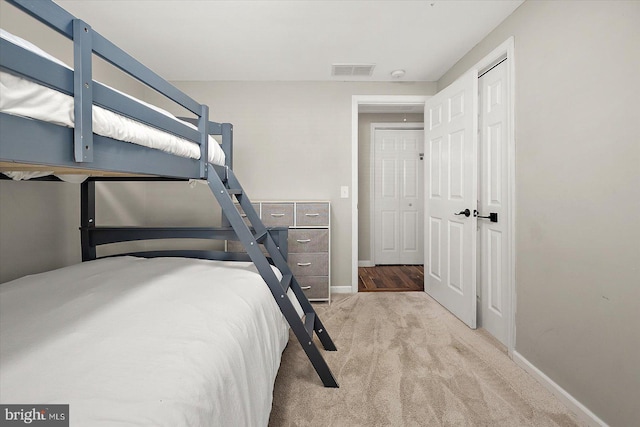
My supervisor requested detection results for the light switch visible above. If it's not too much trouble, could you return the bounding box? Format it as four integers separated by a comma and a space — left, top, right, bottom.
340, 186, 349, 198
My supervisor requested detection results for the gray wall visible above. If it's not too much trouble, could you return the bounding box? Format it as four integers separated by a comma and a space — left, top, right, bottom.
438, 1, 640, 425
357, 113, 424, 263
0, 1, 145, 94
94, 180, 225, 258
0, 181, 80, 283
144, 82, 435, 288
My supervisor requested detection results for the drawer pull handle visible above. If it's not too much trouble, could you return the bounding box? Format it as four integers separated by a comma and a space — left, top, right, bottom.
305, 213, 320, 217
301, 286, 312, 290
297, 262, 312, 266
296, 239, 311, 243
270, 213, 285, 217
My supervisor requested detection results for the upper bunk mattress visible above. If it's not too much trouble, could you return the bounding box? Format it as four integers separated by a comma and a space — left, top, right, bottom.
0, 29, 226, 167
0, 256, 296, 426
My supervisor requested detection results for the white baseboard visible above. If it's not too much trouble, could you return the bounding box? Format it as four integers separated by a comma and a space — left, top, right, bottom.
512, 351, 607, 427
358, 260, 375, 267
331, 285, 353, 294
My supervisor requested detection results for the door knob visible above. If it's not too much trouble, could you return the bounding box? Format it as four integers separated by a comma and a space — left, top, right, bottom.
454, 209, 471, 217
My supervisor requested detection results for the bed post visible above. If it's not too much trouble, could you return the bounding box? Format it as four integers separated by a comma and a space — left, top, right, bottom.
73, 19, 94, 162
80, 179, 96, 261
222, 123, 233, 170
198, 104, 209, 179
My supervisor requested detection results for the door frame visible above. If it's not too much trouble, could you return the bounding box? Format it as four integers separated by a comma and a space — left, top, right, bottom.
350, 37, 515, 355
369, 123, 424, 266
349, 95, 429, 294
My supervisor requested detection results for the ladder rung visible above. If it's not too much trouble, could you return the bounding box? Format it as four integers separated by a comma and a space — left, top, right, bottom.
226, 188, 243, 195
304, 312, 316, 338
280, 274, 293, 293
254, 230, 268, 243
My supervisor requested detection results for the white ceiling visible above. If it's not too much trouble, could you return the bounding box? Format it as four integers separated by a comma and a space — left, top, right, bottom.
55, 0, 523, 82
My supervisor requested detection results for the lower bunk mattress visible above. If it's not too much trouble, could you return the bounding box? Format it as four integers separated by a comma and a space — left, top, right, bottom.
0, 256, 298, 426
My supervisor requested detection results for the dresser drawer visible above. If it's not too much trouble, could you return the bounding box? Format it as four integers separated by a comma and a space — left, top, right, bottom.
289, 253, 328, 276
297, 276, 329, 300
288, 229, 329, 254
261, 203, 294, 227
296, 203, 329, 227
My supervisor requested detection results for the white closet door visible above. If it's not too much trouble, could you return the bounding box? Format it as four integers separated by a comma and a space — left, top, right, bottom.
478, 60, 510, 344
424, 71, 478, 328
374, 129, 424, 265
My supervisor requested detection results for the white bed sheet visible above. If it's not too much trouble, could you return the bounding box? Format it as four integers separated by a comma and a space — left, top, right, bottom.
0, 257, 299, 426
0, 29, 226, 168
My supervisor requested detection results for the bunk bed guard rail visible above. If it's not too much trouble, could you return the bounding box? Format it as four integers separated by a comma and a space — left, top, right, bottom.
1, 0, 233, 176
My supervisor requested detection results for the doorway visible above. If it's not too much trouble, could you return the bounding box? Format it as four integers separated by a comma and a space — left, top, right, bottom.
350, 96, 429, 296
355, 113, 427, 294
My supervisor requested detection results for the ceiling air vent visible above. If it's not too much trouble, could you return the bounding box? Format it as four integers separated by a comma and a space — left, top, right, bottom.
331, 63, 375, 77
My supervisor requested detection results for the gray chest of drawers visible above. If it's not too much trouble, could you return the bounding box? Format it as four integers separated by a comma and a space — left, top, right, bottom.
227, 201, 331, 302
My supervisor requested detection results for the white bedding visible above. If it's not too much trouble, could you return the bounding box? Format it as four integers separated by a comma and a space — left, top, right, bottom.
0, 257, 299, 426
0, 29, 226, 168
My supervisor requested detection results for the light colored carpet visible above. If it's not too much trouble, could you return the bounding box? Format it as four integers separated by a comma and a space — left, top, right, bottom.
269, 293, 580, 427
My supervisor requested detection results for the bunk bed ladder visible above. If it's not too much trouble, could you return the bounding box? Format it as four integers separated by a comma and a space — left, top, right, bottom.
207, 164, 339, 388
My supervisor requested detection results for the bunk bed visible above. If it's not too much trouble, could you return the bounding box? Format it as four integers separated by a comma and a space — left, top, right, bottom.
0, 0, 338, 425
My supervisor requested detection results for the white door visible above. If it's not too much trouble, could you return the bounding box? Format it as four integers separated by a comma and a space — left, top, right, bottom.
424, 71, 478, 328
478, 60, 510, 345
374, 129, 424, 265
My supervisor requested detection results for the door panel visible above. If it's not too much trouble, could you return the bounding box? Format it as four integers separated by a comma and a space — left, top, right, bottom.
374, 129, 424, 264
487, 228, 503, 313
488, 123, 503, 205
448, 220, 465, 294
402, 211, 419, 252
381, 157, 396, 198
425, 70, 478, 329
429, 137, 442, 198
381, 210, 398, 253
428, 217, 442, 279
449, 130, 465, 200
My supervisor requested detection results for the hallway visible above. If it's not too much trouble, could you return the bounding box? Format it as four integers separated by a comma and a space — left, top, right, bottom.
358, 265, 424, 292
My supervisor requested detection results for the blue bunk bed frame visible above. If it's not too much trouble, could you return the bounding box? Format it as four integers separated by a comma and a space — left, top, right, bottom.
0, 0, 338, 388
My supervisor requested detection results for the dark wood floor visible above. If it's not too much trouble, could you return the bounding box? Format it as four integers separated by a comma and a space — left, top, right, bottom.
358, 265, 424, 292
